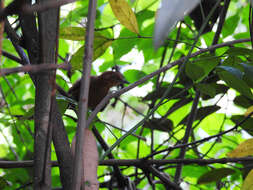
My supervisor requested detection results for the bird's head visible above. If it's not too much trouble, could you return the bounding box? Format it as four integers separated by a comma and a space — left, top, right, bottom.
98, 71, 129, 87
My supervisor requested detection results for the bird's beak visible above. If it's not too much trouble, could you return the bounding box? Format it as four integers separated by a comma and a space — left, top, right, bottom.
122, 79, 129, 84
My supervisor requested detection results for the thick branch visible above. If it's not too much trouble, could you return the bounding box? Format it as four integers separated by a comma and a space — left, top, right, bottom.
51, 99, 73, 189
4, 6, 72, 189
33, 0, 58, 188
71, 0, 97, 189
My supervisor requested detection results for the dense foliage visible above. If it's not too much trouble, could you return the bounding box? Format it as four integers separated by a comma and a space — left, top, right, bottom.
1, 0, 253, 189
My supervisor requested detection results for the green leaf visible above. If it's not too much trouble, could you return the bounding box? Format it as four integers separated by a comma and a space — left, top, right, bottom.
225, 47, 253, 59
112, 28, 138, 60
143, 86, 188, 101
61, 7, 88, 28
234, 32, 250, 40
0, 177, 10, 189
197, 168, 235, 184
222, 55, 244, 70
70, 46, 84, 70
144, 118, 173, 132
186, 55, 220, 82
0, 144, 8, 158
59, 27, 85, 41
134, 1, 158, 13
186, 62, 205, 82
162, 98, 192, 116
3, 168, 29, 187
8, 105, 25, 115
179, 105, 220, 126
231, 115, 253, 136
222, 14, 240, 38
93, 37, 113, 60
217, 65, 243, 79
56, 96, 69, 115
123, 69, 146, 84
136, 10, 155, 29
217, 66, 253, 99
182, 165, 209, 179
99, 60, 130, 72
234, 96, 253, 108
240, 63, 253, 87
195, 83, 216, 97
70, 38, 113, 70
22, 107, 34, 120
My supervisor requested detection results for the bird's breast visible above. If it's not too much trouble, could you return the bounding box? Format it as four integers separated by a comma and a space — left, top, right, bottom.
88, 85, 109, 110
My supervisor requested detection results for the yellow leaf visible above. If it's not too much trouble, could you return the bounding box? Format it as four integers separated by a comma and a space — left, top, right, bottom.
109, 0, 139, 34
227, 139, 253, 158
245, 106, 253, 117
242, 169, 253, 190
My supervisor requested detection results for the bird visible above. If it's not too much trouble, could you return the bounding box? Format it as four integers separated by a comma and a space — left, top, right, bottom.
68, 71, 129, 110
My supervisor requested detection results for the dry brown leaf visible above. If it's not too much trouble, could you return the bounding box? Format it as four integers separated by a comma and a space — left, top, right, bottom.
227, 139, 253, 158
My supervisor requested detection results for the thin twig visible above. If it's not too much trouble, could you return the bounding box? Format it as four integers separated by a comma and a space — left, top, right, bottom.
99, 119, 146, 141
1, 156, 253, 169
212, 0, 231, 46
174, 91, 200, 183
2, 50, 22, 63
0, 62, 70, 76
100, 157, 253, 166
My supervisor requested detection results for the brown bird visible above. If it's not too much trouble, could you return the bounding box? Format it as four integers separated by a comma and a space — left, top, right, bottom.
68, 71, 128, 110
